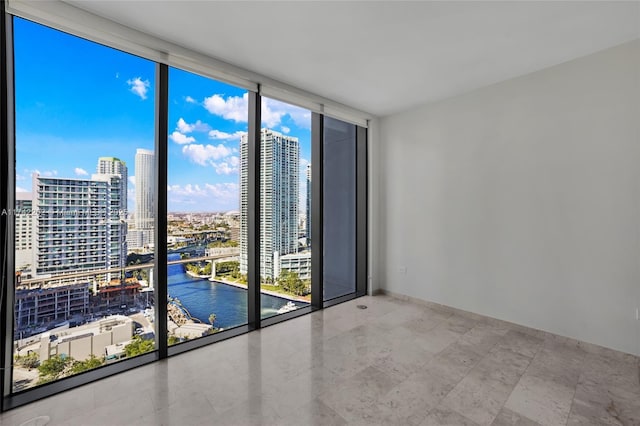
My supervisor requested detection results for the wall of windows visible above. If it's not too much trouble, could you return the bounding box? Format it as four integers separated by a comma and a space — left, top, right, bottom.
258, 97, 312, 320
323, 117, 357, 301
0, 11, 367, 411
11, 17, 157, 392
166, 68, 249, 346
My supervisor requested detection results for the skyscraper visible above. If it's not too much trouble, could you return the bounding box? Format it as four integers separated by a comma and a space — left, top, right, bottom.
306, 163, 311, 247
15, 192, 34, 272
240, 129, 299, 279
31, 174, 122, 276
97, 156, 128, 212
134, 149, 155, 248
95, 157, 128, 268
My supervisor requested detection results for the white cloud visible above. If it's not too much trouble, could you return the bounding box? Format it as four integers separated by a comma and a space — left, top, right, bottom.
281, 126, 290, 134
208, 129, 246, 140
182, 143, 233, 167
213, 156, 239, 175
127, 77, 150, 100
204, 182, 238, 198
202, 93, 310, 129
16, 186, 28, 193
177, 118, 210, 134
177, 118, 192, 133
299, 158, 310, 169
33, 169, 58, 177
169, 131, 196, 145
74, 167, 88, 176
128, 176, 136, 186
16, 173, 26, 181
262, 98, 311, 129
185, 96, 197, 104
203, 93, 248, 122
167, 182, 239, 211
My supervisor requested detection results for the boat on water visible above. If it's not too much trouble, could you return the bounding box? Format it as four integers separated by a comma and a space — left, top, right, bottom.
276, 301, 297, 314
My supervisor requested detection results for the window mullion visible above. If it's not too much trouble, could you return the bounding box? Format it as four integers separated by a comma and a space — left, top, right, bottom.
247, 90, 261, 329
155, 63, 169, 358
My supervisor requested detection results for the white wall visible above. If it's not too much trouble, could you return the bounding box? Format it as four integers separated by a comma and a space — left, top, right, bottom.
377, 40, 640, 355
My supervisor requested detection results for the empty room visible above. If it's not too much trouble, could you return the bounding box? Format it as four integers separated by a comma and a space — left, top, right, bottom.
0, 1, 639, 425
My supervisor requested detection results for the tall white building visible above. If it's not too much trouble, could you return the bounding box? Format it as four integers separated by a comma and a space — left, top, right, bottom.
97, 156, 128, 213
133, 148, 155, 248
31, 174, 124, 277
15, 192, 34, 272
95, 157, 128, 268
240, 129, 299, 279
305, 163, 311, 246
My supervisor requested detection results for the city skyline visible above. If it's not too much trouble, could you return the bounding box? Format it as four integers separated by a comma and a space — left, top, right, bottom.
14, 17, 311, 213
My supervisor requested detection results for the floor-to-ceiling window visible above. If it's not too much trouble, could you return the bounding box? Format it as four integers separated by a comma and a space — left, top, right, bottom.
323, 117, 358, 301
1, 9, 367, 411
166, 68, 248, 345
258, 97, 312, 320
11, 17, 157, 392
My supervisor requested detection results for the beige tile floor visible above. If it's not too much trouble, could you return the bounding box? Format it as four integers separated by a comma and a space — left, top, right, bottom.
1, 295, 639, 426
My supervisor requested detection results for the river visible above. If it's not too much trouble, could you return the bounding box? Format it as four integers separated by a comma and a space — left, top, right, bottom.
167, 253, 308, 329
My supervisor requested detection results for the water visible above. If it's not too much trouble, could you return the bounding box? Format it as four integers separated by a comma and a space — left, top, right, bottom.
167, 253, 308, 329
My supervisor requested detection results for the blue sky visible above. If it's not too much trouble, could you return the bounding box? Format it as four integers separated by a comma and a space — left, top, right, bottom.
14, 17, 311, 213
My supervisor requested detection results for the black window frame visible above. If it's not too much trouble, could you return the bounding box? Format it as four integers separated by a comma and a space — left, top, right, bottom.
0, 8, 368, 412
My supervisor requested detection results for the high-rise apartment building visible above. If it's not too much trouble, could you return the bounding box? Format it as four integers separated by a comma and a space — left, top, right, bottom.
97, 156, 128, 212
31, 174, 124, 277
132, 148, 155, 249
306, 163, 311, 246
95, 157, 128, 269
134, 149, 154, 229
240, 129, 299, 278
15, 192, 34, 271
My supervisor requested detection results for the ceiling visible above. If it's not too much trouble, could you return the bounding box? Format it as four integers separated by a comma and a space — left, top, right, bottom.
66, 1, 639, 117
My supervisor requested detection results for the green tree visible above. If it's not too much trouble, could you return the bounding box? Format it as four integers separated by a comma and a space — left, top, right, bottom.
216, 260, 239, 276
14, 352, 39, 369
124, 335, 155, 357
207, 240, 238, 248
208, 313, 216, 327
278, 271, 307, 296
203, 262, 212, 275
38, 355, 72, 380
70, 355, 104, 374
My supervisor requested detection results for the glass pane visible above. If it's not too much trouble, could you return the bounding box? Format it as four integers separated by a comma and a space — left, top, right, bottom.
13, 18, 156, 391
253, 98, 311, 320
167, 68, 247, 345
323, 117, 357, 301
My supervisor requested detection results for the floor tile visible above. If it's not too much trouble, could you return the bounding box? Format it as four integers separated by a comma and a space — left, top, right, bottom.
442, 375, 511, 425
1, 295, 638, 426
318, 365, 401, 423
504, 374, 575, 426
491, 408, 541, 426
421, 407, 481, 426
